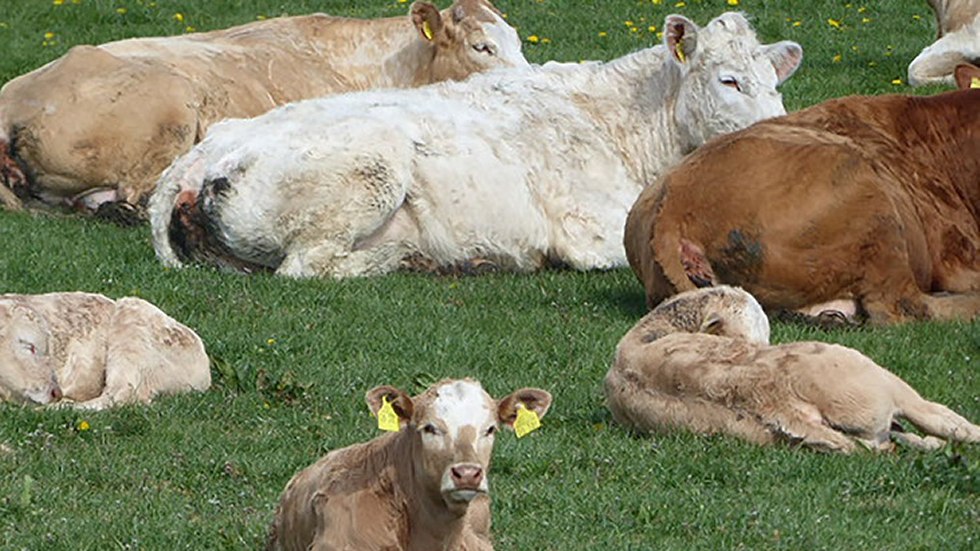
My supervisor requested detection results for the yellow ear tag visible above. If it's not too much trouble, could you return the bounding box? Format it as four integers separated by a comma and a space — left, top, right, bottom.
377, 396, 401, 432
422, 20, 434, 41
971, 76, 980, 89
675, 41, 687, 64
514, 404, 541, 438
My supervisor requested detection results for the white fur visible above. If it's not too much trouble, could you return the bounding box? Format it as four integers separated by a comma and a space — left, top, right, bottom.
149, 12, 802, 278
909, 9, 979, 86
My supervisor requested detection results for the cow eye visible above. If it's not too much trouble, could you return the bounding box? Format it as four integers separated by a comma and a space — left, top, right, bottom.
17, 339, 36, 355
472, 42, 497, 56
484, 426, 497, 437
720, 76, 741, 92
422, 424, 441, 436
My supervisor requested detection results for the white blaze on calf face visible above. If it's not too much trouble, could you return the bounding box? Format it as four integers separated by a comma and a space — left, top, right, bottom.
418, 380, 497, 503
475, 8, 527, 69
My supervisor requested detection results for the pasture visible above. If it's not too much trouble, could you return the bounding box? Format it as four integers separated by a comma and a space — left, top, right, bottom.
0, 0, 977, 549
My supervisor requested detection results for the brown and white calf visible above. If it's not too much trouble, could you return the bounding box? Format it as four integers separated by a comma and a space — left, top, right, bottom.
0, 292, 210, 410
266, 379, 552, 551
0, 0, 525, 219
624, 83, 980, 324
605, 286, 980, 453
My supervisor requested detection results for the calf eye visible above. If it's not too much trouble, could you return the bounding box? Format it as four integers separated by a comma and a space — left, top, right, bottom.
17, 339, 36, 355
720, 76, 741, 92
472, 42, 497, 56
422, 424, 441, 436
484, 426, 497, 437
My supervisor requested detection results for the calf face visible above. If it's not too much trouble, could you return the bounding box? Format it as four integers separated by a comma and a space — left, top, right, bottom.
0, 302, 61, 405
367, 379, 551, 511
667, 12, 802, 149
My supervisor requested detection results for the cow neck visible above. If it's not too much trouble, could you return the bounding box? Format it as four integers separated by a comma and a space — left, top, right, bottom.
583, 46, 686, 187
382, 38, 441, 88
389, 427, 474, 550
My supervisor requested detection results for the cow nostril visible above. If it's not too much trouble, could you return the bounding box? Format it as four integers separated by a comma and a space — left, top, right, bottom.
451, 465, 484, 485
50, 387, 63, 401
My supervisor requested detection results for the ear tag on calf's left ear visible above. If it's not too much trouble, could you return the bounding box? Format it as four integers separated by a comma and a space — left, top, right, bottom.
514, 404, 541, 438
377, 396, 401, 432
422, 21, 434, 41
675, 41, 687, 64
971, 77, 980, 89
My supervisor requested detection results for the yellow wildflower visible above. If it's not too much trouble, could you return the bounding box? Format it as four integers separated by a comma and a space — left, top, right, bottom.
727, 0, 739, 5
648, 25, 657, 32
652, 0, 663, 4
44, 31, 55, 40
675, 1, 686, 7
598, 31, 608, 37
185, 26, 195, 33
267, 338, 276, 346
116, 7, 127, 14
832, 53, 842, 63
912, 14, 921, 20
827, 18, 841, 28
174, 13, 184, 22
541, 37, 551, 44
256, 15, 267, 20
624, 20, 634, 26
78, 420, 90, 431
792, 20, 802, 27
53, 0, 64, 5
891, 78, 902, 85
527, 35, 539, 43
862, 17, 871, 23
857, 6, 867, 12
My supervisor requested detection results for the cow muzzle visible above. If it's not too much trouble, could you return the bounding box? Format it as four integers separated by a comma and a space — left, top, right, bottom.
443, 463, 488, 503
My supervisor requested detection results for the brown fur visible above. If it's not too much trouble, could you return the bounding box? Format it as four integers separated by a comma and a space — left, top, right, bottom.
605, 287, 980, 452
624, 90, 980, 324
0, 0, 517, 215
266, 379, 552, 551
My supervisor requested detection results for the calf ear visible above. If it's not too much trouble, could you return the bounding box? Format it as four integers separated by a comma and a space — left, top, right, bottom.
764, 41, 803, 85
664, 15, 698, 66
953, 63, 980, 90
411, 2, 444, 42
365, 385, 414, 424
497, 388, 553, 428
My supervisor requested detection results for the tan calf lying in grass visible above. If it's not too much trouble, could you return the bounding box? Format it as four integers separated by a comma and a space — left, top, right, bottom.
0, 292, 210, 410
604, 286, 980, 453
266, 379, 552, 551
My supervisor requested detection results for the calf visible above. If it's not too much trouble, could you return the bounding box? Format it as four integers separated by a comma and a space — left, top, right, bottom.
909, 0, 979, 86
149, 11, 801, 276
266, 379, 552, 551
0, 0, 525, 218
0, 292, 210, 410
624, 87, 980, 324
605, 286, 980, 453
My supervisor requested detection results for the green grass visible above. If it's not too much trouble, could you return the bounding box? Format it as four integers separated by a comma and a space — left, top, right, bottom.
0, 0, 977, 549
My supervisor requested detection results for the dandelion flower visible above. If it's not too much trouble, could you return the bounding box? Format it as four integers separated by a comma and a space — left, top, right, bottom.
624, 20, 634, 26
652, 0, 663, 4
857, 6, 867, 13
648, 25, 657, 32
53, 0, 65, 5
912, 14, 921, 20
727, 0, 739, 5
78, 420, 90, 431
827, 18, 841, 28
891, 78, 902, 85
862, 17, 871, 24
832, 53, 842, 63
44, 31, 55, 40
527, 35, 539, 43
675, 1, 686, 7
174, 13, 184, 22
185, 26, 196, 33
116, 7, 127, 14
267, 338, 276, 346
541, 37, 551, 44
792, 20, 802, 27
598, 31, 608, 37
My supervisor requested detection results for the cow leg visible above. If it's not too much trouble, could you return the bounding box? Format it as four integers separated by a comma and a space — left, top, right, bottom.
920, 292, 980, 322
890, 432, 945, 451
897, 395, 980, 444
278, 241, 413, 279
763, 414, 858, 453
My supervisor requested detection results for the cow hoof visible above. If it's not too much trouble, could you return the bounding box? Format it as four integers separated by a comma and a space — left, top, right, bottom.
94, 201, 146, 227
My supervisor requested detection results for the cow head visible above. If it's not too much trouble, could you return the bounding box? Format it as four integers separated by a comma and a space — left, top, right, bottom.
666, 12, 802, 151
366, 379, 552, 514
0, 301, 62, 405
411, 0, 529, 82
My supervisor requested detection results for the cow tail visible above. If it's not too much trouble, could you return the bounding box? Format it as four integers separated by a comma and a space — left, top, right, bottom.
148, 153, 199, 268
647, 192, 715, 308
0, 120, 27, 210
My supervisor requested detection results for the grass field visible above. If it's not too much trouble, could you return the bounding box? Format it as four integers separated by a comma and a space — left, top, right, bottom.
0, 0, 977, 549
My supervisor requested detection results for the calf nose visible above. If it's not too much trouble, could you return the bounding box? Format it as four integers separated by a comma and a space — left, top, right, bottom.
175, 189, 198, 209
450, 464, 484, 489
50, 386, 63, 401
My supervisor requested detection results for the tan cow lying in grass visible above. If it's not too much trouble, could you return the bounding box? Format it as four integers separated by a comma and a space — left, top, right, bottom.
0, 0, 525, 221
0, 292, 210, 410
266, 379, 552, 551
605, 286, 980, 453
625, 78, 980, 324
909, 0, 979, 86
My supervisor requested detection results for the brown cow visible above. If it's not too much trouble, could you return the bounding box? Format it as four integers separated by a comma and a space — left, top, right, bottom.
266, 379, 552, 551
0, 0, 526, 221
624, 85, 980, 324
605, 286, 980, 453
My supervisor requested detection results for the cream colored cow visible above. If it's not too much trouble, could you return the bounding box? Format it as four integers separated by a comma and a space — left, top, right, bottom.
0, 292, 210, 410
0, 0, 526, 219
605, 286, 980, 452
266, 379, 552, 551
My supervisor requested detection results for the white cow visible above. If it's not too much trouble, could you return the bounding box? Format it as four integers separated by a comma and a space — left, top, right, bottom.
150, 12, 802, 278
908, 0, 979, 86
0, 292, 210, 410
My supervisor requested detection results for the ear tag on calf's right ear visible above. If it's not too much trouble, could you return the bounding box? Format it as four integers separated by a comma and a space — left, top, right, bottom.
675, 41, 687, 64
422, 21, 434, 41
377, 396, 401, 432
971, 77, 980, 89
514, 404, 541, 438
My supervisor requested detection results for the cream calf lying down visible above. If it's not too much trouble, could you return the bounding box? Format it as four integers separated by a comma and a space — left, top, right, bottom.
266, 379, 552, 551
0, 292, 210, 410
909, 0, 979, 86
604, 286, 980, 453
0, 0, 525, 219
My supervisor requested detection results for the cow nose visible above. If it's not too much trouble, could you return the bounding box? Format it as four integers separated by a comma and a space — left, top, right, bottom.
50, 386, 63, 401
450, 464, 484, 489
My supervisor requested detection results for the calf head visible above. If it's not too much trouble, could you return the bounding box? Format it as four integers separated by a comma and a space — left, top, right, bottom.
411, 0, 528, 82
666, 12, 803, 150
0, 301, 62, 405
366, 379, 551, 513
657, 286, 771, 344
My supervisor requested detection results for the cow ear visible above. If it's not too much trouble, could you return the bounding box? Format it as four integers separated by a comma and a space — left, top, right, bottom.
764, 41, 803, 85
411, 2, 444, 43
664, 15, 698, 66
365, 385, 414, 423
953, 63, 980, 90
700, 313, 725, 335
497, 388, 553, 429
